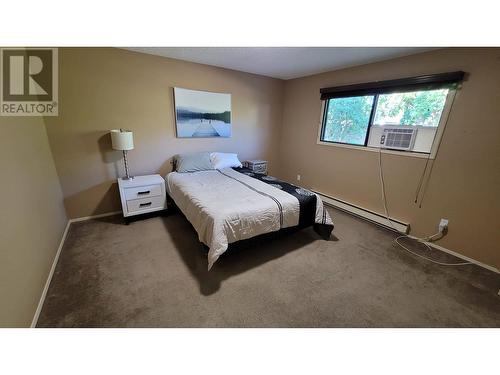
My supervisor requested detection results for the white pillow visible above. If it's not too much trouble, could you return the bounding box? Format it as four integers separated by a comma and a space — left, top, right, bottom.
210, 152, 242, 169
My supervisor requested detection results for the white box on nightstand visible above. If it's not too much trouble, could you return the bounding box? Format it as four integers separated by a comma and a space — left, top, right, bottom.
117, 174, 167, 221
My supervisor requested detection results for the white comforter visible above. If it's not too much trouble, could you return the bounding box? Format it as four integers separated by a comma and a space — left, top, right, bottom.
165, 168, 332, 269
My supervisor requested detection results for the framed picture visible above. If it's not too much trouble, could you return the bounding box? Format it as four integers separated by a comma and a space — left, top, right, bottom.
173, 87, 231, 138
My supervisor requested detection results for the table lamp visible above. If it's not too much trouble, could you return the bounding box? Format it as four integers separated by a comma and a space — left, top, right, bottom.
110, 129, 134, 180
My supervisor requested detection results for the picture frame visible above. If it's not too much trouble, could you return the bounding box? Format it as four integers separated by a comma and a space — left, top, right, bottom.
173, 87, 232, 138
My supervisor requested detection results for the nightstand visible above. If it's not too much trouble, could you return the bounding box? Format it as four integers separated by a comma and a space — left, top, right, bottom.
117, 174, 167, 223
243, 160, 268, 175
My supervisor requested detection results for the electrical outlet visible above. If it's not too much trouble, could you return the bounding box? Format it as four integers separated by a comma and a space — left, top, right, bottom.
297, 174, 301, 181
439, 218, 449, 233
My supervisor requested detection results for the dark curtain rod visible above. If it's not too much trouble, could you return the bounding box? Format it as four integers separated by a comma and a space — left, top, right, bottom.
320, 71, 466, 100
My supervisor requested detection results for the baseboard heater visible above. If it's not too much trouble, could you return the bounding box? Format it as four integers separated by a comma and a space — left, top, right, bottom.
313, 190, 410, 234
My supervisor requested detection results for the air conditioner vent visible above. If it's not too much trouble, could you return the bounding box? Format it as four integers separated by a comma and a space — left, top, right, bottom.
380, 127, 418, 151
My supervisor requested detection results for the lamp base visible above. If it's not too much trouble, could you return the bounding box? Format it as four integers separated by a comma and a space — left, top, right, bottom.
121, 150, 134, 181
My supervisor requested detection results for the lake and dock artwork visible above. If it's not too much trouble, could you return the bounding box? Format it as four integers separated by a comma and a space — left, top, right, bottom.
174, 87, 231, 138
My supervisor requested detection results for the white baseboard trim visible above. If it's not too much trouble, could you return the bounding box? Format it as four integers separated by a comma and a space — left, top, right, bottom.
69, 210, 122, 223
315, 190, 499, 275
30, 210, 122, 327
406, 235, 499, 274
30, 219, 71, 328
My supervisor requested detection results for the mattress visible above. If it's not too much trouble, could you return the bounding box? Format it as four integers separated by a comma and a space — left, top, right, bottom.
165, 167, 333, 269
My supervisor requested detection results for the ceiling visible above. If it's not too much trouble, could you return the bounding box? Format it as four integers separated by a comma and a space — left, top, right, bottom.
123, 47, 434, 80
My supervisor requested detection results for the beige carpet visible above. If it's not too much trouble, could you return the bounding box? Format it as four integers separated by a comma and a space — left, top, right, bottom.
37, 207, 500, 327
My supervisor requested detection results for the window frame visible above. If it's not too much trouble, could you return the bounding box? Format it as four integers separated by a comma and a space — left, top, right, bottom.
316, 88, 457, 160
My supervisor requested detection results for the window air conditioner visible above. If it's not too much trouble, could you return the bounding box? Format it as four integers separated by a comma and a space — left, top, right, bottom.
379, 127, 418, 151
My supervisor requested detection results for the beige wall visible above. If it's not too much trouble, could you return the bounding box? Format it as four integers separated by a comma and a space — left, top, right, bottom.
277, 48, 500, 269
0, 116, 67, 327
44, 48, 284, 219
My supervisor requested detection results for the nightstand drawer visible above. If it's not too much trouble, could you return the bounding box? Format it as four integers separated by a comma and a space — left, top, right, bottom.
126, 195, 166, 213
124, 184, 162, 200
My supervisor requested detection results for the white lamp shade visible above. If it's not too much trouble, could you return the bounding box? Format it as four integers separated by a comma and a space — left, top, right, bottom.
110, 130, 134, 151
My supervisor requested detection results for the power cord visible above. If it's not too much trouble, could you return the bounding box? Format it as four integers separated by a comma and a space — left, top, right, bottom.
378, 147, 472, 266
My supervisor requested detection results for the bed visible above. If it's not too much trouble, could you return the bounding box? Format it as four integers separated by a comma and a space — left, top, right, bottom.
165, 166, 334, 270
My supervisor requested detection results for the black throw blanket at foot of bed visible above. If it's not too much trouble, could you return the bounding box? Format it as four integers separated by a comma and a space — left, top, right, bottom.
233, 167, 333, 239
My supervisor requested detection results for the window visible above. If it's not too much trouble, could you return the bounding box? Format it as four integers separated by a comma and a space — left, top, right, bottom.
373, 89, 448, 127
321, 95, 374, 146
318, 72, 464, 155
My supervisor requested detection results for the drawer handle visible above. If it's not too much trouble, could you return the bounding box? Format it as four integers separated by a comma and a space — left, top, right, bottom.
139, 202, 152, 207
137, 190, 151, 195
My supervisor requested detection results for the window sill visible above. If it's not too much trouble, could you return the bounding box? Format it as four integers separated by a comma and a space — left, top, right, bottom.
316, 140, 433, 159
